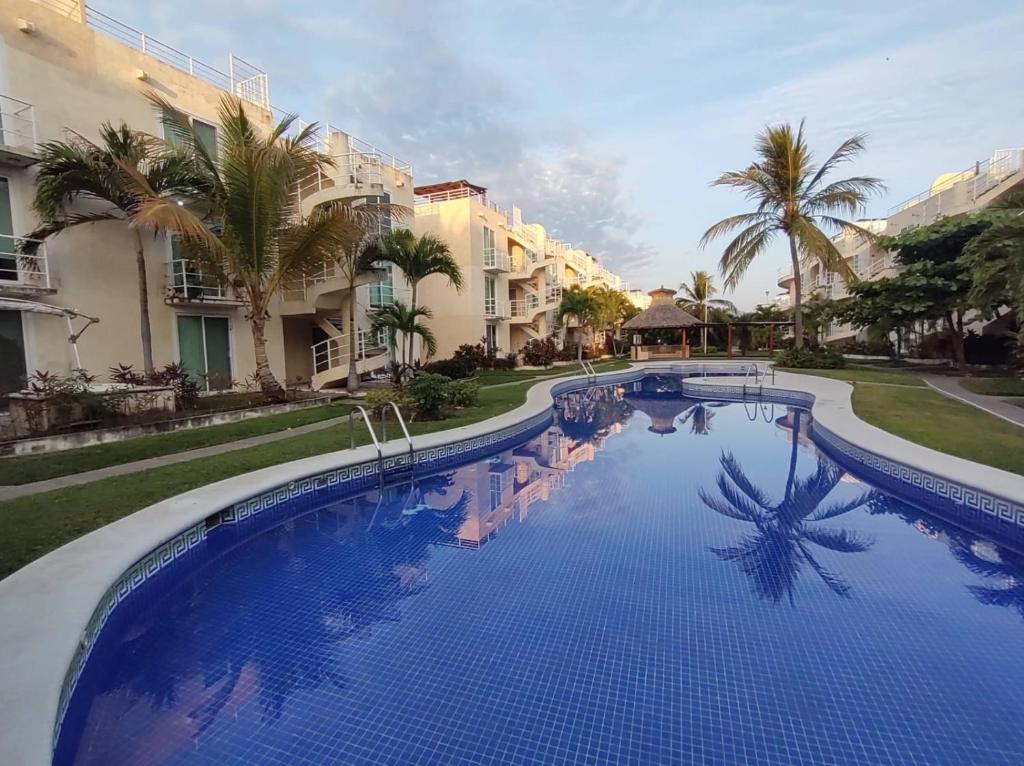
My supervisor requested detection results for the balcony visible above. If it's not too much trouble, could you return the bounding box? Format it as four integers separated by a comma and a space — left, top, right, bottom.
0, 96, 38, 168
0, 236, 53, 295
484, 297, 511, 320
165, 260, 240, 305
510, 294, 540, 319
482, 247, 511, 273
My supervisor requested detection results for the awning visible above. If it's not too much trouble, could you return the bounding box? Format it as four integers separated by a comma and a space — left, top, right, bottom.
0, 297, 100, 369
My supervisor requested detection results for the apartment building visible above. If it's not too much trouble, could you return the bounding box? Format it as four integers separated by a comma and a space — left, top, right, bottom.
0, 0, 412, 397
413, 180, 629, 358
777, 147, 1024, 344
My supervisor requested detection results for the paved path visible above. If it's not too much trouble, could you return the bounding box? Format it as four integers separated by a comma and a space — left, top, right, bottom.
923, 375, 1024, 428
0, 413, 354, 502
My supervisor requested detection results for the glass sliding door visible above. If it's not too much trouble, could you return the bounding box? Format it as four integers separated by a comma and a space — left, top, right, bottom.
0, 310, 26, 409
0, 178, 15, 282
176, 315, 233, 390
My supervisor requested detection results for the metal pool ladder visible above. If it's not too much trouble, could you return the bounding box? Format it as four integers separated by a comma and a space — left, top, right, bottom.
348, 402, 415, 487
580, 360, 597, 381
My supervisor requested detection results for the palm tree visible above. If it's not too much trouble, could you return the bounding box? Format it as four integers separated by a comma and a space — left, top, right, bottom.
132, 94, 401, 399
700, 121, 884, 348
556, 286, 596, 362
24, 123, 206, 376
368, 229, 462, 365
588, 286, 632, 355
370, 301, 437, 371
677, 270, 737, 353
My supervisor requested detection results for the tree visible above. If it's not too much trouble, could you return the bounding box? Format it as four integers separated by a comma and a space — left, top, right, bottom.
134, 94, 401, 398
677, 270, 736, 353
587, 286, 633, 355
961, 193, 1024, 319
701, 121, 884, 348
832, 276, 936, 359
368, 229, 462, 365
24, 123, 206, 376
370, 301, 437, 371
555, 286, 597, 362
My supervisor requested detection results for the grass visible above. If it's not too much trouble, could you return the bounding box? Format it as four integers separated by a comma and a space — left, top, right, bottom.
780, 366, 927, 387
852, 384, 1024, 476
959, 377, 1024, 397
0, 383, 533, 579
0, 403, 354, 486
472, 359, 631, 386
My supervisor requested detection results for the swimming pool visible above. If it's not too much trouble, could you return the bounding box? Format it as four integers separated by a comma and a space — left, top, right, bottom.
55, 376, 1024, 765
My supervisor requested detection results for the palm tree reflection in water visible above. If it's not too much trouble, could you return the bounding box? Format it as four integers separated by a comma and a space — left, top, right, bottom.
700, 410, 878, 603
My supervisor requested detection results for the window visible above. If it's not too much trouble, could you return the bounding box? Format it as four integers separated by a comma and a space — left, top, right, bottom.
0, 310, 26, 409
485, 323, 497, 354
0, 177, 14, 282
484, 277, 497, 315
193, 119, 218, 161
483, 226, 494, 254
177, 315, 232, 390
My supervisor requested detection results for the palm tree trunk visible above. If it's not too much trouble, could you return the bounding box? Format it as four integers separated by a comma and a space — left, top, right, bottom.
702, 303, 708, 354
347, 290, 360, 392
133, 230, 155, 377
408, 282, 418, 367
251, 312, 285, 401
788, 233, 804, 350
785, 409, 802, 500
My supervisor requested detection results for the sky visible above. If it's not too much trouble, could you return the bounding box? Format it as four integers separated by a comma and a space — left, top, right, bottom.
98, 0, 1024, 310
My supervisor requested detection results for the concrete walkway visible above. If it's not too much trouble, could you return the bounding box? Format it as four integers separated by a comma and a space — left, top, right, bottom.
923, 375, 1024, 428
0, 413, 354, 502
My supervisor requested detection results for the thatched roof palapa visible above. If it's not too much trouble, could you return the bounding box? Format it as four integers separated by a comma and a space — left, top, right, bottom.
622, 287, 701, 330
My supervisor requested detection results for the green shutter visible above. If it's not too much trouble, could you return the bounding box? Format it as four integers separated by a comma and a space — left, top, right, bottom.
176, 315, 206, 381
203, 317, 231, 389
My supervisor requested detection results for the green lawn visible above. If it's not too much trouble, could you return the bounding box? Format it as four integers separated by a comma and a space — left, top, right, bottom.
852, 385, 1024, 476
0, 403, 354, 486
781, 366, 927, 387
0, 383, 532, 579
960, 377, 1024, 397
472, 359, 631, 386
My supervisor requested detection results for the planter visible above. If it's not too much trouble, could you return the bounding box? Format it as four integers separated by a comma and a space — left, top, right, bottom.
7, 385, 175, 438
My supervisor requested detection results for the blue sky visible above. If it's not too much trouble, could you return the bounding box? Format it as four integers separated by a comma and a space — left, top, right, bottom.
100, 0, 1024, 309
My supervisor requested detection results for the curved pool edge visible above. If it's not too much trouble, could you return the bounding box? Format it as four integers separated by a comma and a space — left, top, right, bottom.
1, 360, 1022, 766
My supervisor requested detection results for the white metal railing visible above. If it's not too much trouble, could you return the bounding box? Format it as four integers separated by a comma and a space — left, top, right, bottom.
889, 148, 1024, 215
36, 0, 82, 17
312, 327, 379, 374
281, 262, 339, 301
0, 236, 50, 291
83, 7, 270, 109
545, 283, 563, 306
297, 152, 386, 199
414, 186, 487, 205
484, 297, 510, 319
285, 125, 410, 175
510, 294, 539, 318
167, 259, 230, 301
0, 95, 37, 152
482, 248, 511, 272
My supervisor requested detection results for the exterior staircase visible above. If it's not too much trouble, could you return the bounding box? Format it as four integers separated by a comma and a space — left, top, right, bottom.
311, 327, 390, 390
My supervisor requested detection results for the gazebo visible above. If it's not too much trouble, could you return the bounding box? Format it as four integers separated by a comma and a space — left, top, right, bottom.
622, 287, 700, 361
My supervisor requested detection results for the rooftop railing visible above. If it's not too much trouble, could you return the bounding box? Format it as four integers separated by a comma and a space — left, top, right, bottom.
0, 236, 50, 292
83, 7, 270, 109
889, 148, 1024, 215
414, 186, 487, 205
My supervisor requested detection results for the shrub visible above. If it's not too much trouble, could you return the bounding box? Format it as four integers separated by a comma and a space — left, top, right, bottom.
490, 356, 516, 371
830, 338, 894, 357
448, 379, 480, 408
555, 345, 578, 362
774, 346, 845, 369
407, 373, 452, 419
109, 363, 146, 386
364, 386, 415, 419
522, 338, 557, 367
452, 343, 487, 371
423, 357, 476, 379
965, 331, 1012, 365
150, 362, 201, 410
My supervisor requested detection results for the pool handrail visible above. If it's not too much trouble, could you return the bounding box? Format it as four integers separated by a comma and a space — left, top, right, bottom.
381, 401, 414, 462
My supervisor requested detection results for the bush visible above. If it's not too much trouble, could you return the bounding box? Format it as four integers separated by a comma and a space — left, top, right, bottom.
363, 386, 415, 419
830, 338, 894, 357
109, 363, 146, 386
965, 331, 1013, 365
774, 346, 846, 369
555, 345, 579, 362
453, 343, 487, 370
522, 337, 557, 367
149, 362, 201, 410
448, 379, 480, 408
407, 373, 452, 419
423, 357, 476, 379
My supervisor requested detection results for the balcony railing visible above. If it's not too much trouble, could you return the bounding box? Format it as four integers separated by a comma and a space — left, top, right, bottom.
889, 148, 1024, 215
482, 248, 511, 273
510, 294, 539, 318
0, 236, 51, 293
312, 328, 377, 374
484, 297, 511, 319
0, 95, 37, 155
166, 259, 236, 303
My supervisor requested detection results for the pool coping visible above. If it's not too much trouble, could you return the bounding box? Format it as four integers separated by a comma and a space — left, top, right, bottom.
2, 361, 1023, 765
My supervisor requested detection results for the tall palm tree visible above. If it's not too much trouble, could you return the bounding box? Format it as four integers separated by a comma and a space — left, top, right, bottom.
370, 301, 437, 371
132, 94, 401, 399
24, 123, 206, 376
337, 235, 394, 392
700, 121, 884, 348
556, 285, 596, 362
588, 286, 632, 355
368, 229, 462, 365
677, 270, 737, 353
